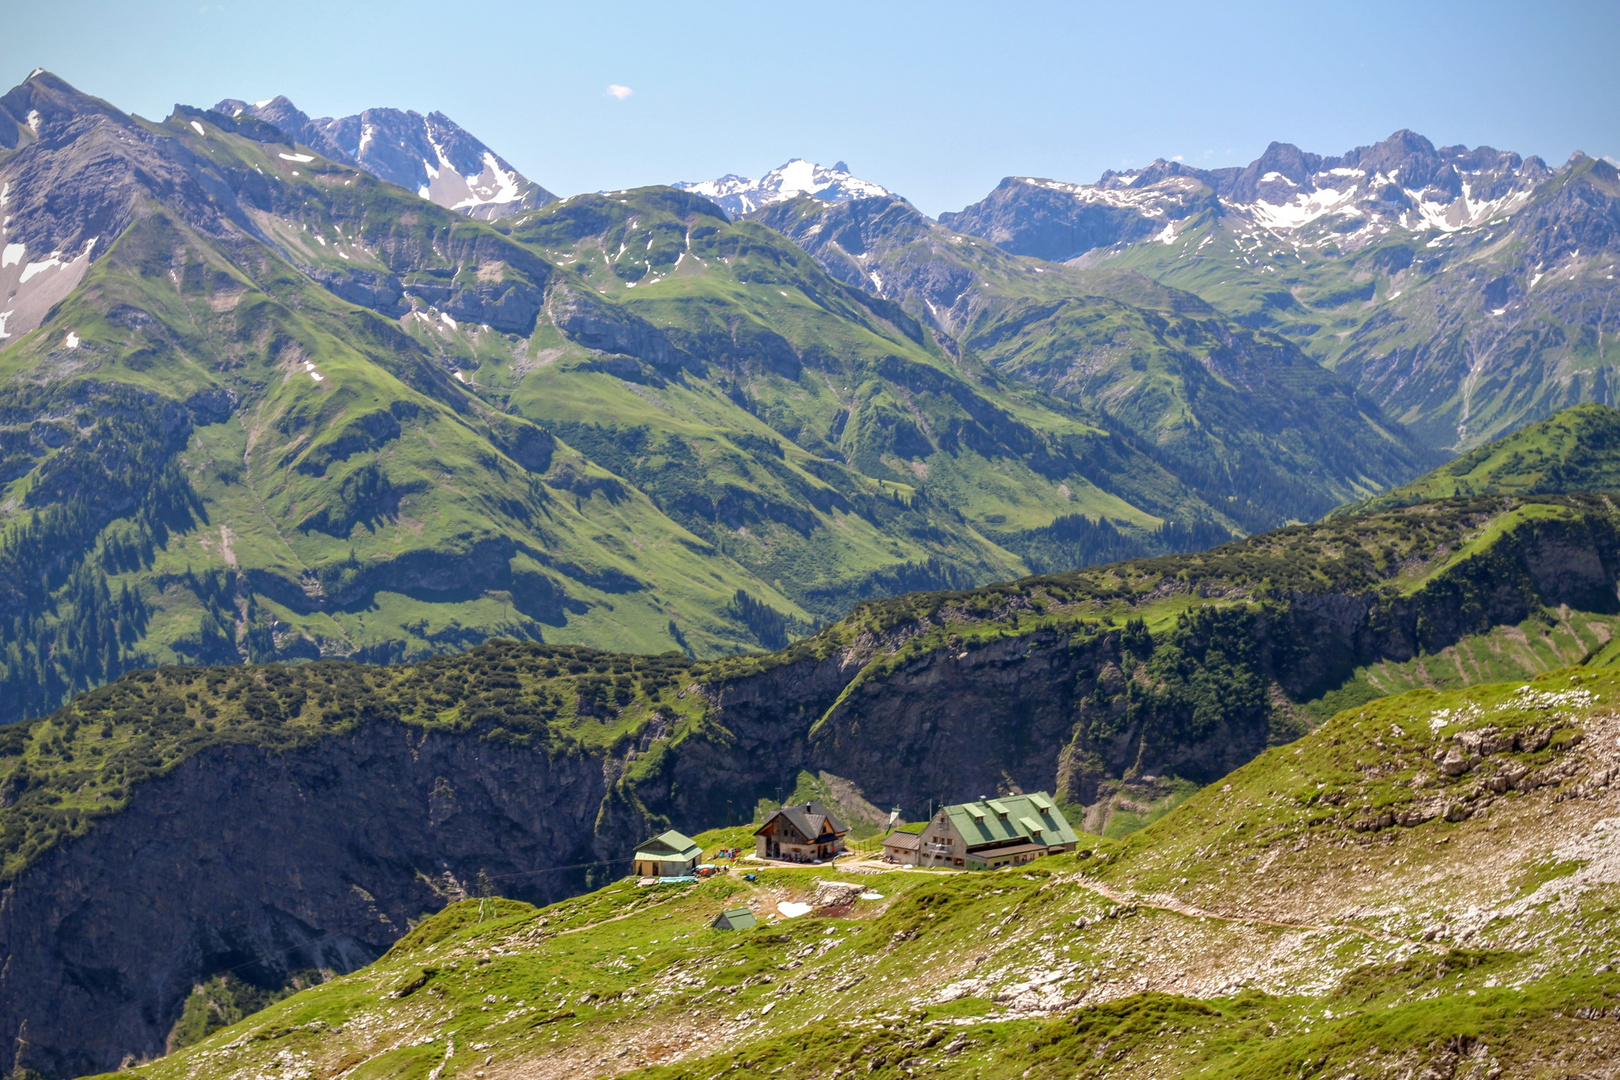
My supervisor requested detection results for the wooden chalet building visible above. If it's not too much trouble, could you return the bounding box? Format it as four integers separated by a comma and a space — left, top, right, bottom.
888, 792, 1078, 869
754, 802, 849, 862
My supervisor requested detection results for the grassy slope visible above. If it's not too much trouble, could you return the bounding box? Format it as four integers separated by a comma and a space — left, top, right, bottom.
494, 189, 1229, 595
1337, 401, 1620, 516
98, 663, 1620, 1079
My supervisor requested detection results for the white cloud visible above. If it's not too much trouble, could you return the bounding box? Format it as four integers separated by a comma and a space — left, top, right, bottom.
1172, 155, 1184, 162
606, 84, 633, 100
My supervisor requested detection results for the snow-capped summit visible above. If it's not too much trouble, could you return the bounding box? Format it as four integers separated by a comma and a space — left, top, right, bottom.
675, 159, 894, 217
214, 96, 556, 220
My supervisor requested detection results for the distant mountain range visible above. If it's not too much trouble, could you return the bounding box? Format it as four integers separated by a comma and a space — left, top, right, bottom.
934, 132, 1620, 453
2, 71, 1347, 722
938, 131, 1552, 259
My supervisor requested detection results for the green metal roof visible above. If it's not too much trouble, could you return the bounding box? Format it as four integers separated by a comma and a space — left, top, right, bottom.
943, 792, 1079, 849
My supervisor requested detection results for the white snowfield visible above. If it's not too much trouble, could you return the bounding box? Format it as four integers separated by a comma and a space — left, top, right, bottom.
675, 159, 895, 217
0, 228, 98, 343
418, 142, 527, 216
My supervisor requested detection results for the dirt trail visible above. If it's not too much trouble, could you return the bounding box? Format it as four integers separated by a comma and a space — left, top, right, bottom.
1076, 876, 1428, 948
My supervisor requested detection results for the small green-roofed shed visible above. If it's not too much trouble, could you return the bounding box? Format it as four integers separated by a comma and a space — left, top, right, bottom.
712, 907, 757, 930
632, 830, 703, 877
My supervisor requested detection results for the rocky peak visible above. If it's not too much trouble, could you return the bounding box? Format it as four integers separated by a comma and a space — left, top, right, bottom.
1220, 140, 1324, 203
0, 69, 130, 153
214, 96, 556, 220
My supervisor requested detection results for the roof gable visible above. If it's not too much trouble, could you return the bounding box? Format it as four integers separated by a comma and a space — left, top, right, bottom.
634, 830, 702, 859
755, 801, 849, 840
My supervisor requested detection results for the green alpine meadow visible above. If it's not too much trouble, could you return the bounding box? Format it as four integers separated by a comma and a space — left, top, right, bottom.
0, 11, 1617, 1075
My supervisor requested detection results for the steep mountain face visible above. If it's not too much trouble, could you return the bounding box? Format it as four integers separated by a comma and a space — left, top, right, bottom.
0, 72, 1264, 723
10, 476, 1620, 1073
112, 664, 1620, 1078
674, 158, 893, 217
754, 195, 1437, 531
215, 95, 556, 220
942, 131, 1620, 454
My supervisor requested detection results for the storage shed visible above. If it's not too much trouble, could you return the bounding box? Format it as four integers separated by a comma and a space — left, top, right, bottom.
712, 907, 758, 930
632, 830, 703, 877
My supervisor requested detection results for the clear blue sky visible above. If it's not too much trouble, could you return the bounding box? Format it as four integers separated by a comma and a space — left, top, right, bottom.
5, 0, 1616, 216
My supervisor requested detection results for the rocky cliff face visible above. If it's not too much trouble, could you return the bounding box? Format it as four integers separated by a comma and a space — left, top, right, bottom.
0, 722, 615, 1078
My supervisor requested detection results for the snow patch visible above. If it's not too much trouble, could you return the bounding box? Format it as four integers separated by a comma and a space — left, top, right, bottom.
64, 331, 79, 349
0, 311, 11, 339
20, 257, 64, 283
190, 121, 206, 136
1, 243, 22, 268
278, 152, 315, 163
777, 902, 812, 919
25, 111, 40, 134
440, 312, 458, 330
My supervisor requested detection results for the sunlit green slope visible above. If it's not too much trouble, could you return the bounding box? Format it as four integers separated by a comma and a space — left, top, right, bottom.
1335, 401, 1620, 516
